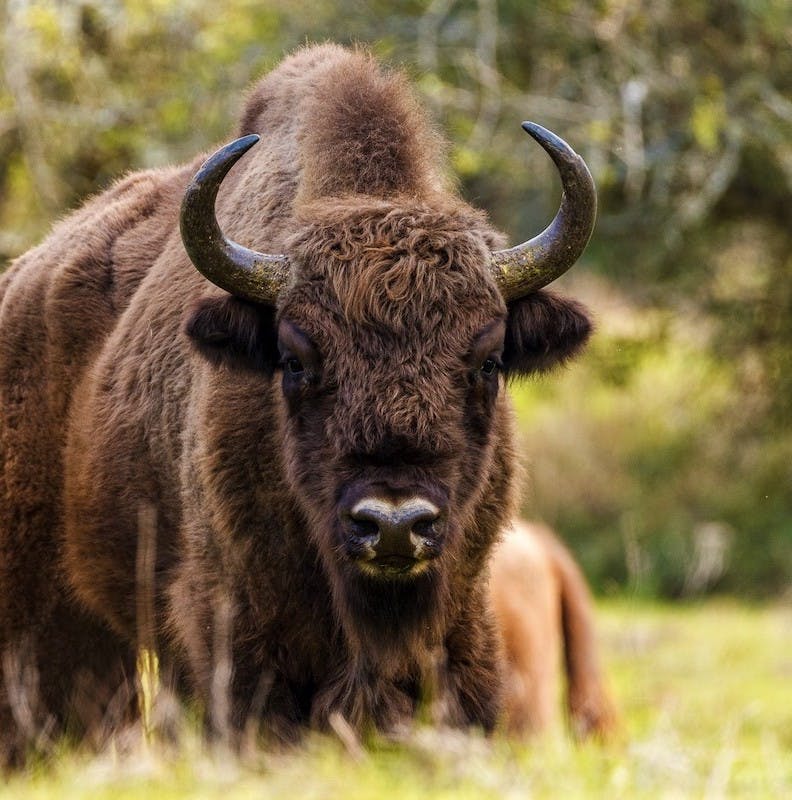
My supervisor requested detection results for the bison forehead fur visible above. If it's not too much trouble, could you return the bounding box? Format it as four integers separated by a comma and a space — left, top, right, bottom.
0, 43, 592, 755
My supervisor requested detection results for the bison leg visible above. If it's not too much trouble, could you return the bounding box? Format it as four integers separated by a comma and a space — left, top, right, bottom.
436, 597, 503, 733
0, 602, 136, 767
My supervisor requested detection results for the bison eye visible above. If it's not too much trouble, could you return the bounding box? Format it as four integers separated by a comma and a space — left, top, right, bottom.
286, 357, 304, 375
480, 358, 499, 376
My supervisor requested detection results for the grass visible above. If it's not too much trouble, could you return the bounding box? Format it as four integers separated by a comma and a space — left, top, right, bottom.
3, 599, 791, 799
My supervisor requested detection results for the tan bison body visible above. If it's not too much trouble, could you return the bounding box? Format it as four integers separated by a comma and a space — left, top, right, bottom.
490, 521, 617, 738
0, 44, 599, 759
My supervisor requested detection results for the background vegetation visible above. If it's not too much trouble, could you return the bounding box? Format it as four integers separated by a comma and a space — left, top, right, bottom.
1, 0, 790, 598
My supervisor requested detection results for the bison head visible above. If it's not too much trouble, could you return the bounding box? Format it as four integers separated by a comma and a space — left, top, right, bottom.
180, 125, 594, 652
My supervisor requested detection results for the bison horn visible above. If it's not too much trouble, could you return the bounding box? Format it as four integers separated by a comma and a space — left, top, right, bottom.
491, 122, 596, 300
180, 134, 289, 305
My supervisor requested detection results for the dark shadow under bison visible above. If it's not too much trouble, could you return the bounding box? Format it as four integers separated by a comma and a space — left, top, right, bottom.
0, 44, 613, 762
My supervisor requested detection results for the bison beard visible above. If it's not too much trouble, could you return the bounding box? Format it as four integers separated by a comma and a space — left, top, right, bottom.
0, 43, 595, 759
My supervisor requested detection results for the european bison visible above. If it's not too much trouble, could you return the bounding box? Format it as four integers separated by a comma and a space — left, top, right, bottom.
0, 44, 595, 756
490, 521, 617, 739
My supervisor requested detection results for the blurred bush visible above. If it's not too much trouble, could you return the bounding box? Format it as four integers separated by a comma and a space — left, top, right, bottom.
512, 274, 791, 597
0, 0, 789, 597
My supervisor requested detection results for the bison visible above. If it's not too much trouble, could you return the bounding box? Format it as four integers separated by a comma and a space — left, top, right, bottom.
490, 521, 617, 739
0, 44, 596, 757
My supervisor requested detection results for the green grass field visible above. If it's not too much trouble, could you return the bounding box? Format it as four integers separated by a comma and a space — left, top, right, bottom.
4, 599, 791, 799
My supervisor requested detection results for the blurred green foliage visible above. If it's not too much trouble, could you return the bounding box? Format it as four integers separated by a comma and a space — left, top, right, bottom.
0, 0, 790, 597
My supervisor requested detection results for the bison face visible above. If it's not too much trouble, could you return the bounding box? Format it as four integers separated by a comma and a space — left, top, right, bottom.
274, 308, 506, 585
186, 202, 591, 604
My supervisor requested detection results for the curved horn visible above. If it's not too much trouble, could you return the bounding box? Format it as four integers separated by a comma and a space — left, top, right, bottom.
180, 134, 289, 304
491, 122, 596, 301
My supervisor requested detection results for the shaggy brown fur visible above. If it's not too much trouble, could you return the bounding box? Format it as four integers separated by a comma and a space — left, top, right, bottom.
0, 44, 592, 760
490, 521, 617, 738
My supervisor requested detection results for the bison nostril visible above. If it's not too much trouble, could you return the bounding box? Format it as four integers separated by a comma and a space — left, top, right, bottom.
411, 519, 436, 538
348, 518, 379, 540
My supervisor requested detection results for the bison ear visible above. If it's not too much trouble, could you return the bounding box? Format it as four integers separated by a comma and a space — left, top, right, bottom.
502, 290, 592, 378
184, 296, 279, 374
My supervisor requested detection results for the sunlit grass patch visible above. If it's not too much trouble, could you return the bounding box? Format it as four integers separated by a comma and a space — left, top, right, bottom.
599, 599, 792, 796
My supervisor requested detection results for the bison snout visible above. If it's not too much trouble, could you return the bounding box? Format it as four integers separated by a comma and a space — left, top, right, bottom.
341, 496, 443, 573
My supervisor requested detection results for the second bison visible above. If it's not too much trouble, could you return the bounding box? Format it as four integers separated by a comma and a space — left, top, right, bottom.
491, 521, 617, 739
